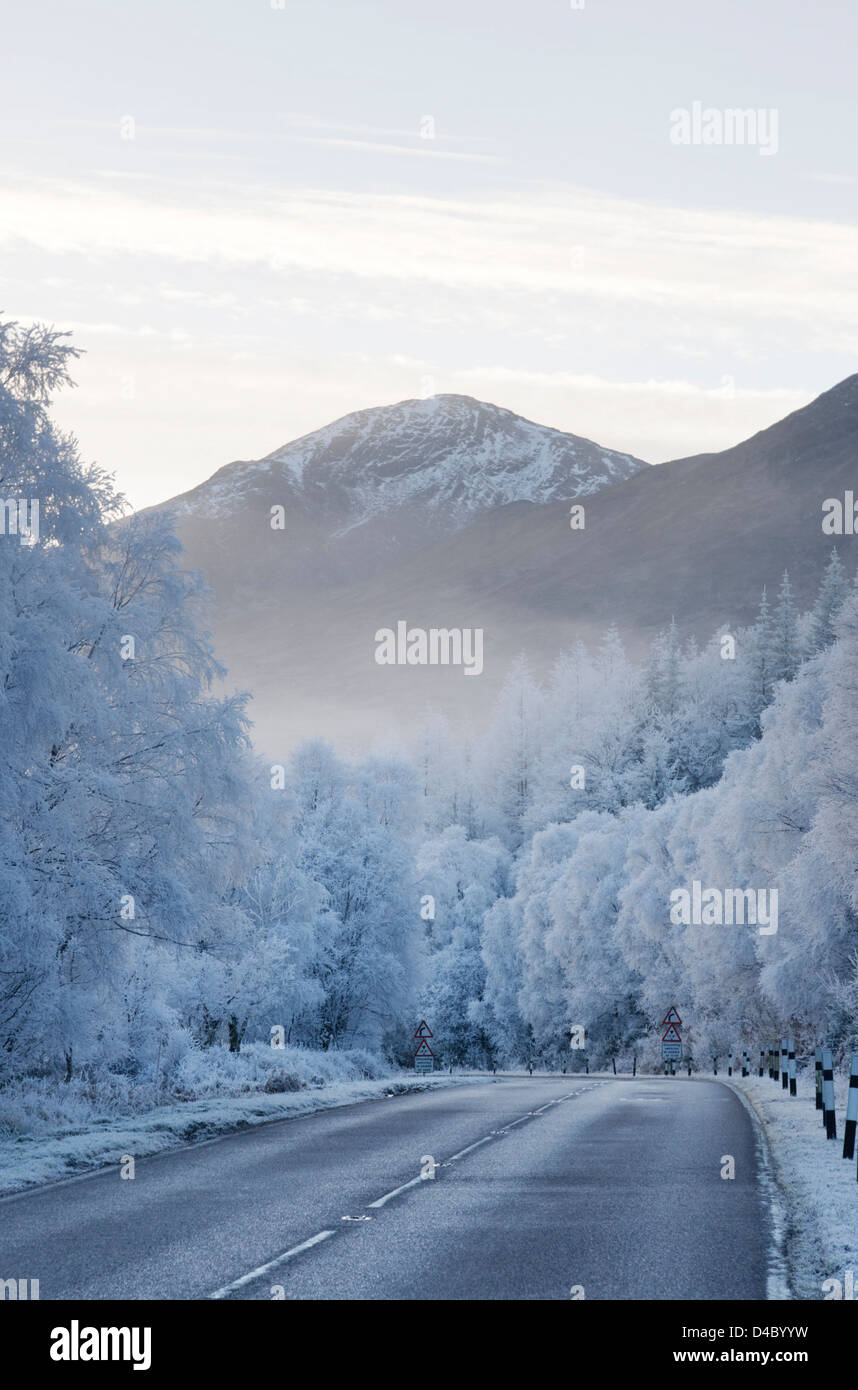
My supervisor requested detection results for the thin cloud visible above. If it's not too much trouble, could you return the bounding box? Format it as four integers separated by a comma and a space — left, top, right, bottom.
284, 134, 501, 163
1, 176, 855, 329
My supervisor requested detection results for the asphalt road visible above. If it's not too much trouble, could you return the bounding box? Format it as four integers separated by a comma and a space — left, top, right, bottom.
0, 1076, 782, 1300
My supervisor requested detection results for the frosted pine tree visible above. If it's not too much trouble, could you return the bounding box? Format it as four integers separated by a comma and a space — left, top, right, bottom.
770, 570, 800, 686
805, 549, 849, 655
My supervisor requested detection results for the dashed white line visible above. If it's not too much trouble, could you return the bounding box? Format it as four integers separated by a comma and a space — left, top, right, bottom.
368, 1175, 426, 1209
208, 1082, 604, 1296
209, 1229, 335, 1299
446, 1135, 494, 1162
372, 1088, 584, 1200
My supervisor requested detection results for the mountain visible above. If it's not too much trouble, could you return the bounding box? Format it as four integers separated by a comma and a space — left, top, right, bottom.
150, 395, 647, 748
164, 395, 645, 594
175, 394, 645, 524
149, 380, 858, 753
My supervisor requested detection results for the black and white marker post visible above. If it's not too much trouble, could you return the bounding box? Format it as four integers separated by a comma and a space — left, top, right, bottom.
822, 1047, 837, 1140
742, 1049, 749, 1078
788, 1038, 797, 1097
759, 1047, 765, 1077
781, 1037, 789, 1090
728, 1049, 733, 1077
815, 1046, 823, 1112
842, 1055, 858, 1162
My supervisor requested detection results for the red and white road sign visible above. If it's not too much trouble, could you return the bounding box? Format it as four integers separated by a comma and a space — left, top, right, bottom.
414, 1039, 435, 1058
413, 1020, 434, 1038
661, 1007, 682, 1026
662, 1024, 682, 1043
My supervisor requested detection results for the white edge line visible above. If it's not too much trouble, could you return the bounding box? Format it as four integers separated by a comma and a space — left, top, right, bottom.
209, 1229, 335, 1299
719, 1078, 793, 1301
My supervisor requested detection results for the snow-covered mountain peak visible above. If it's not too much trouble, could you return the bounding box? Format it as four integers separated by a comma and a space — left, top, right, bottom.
167, 394, 648, 531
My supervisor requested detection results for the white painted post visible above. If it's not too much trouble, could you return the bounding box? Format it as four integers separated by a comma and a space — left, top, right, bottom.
822, 1048, 837, 1140
842, 1055, 858, 1161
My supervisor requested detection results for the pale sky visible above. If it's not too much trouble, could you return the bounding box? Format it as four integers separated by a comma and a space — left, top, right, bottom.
2, 0, 856, 509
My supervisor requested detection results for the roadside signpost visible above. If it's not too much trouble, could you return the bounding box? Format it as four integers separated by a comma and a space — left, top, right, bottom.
414, 1022, 434, 1073
661, 1008, 682, 1067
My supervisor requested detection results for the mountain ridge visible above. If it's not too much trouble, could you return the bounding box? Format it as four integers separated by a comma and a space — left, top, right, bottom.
146, 376, 858, 751
161, 393, 648, 535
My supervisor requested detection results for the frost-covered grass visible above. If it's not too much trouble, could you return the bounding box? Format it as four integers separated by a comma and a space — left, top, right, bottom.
0, 1044, 479, 1197
0, 1043, 388, 1138
726, 1068, 858, 1300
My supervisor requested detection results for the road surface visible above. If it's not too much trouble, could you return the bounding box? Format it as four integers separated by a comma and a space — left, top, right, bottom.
0, 1076, 783, 1300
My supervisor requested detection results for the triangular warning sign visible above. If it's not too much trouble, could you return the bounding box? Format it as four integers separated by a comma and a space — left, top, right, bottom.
414, 1039, 434, 1057
661, 1008, 682, 1026
662, 1024, 681, 1042
413, 1020, 434, 1038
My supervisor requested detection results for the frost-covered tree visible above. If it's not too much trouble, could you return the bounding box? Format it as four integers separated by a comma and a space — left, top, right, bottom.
546, 808, 647, 1067
744, 587, 777, 729
805, 549, 849, 655
770, 570, 800, 686
509, 822, 588, 1063
759, 597, 858, 1038
478, 896, 532, 1064
472, 657, 545, 849
290, 743, 420, 1049
416, 826, 510, 1066
0, 318, 256, 1080
646, 618, 685, 720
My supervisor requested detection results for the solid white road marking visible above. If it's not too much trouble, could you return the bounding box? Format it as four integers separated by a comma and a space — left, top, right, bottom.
209, 1229, 335, 1299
